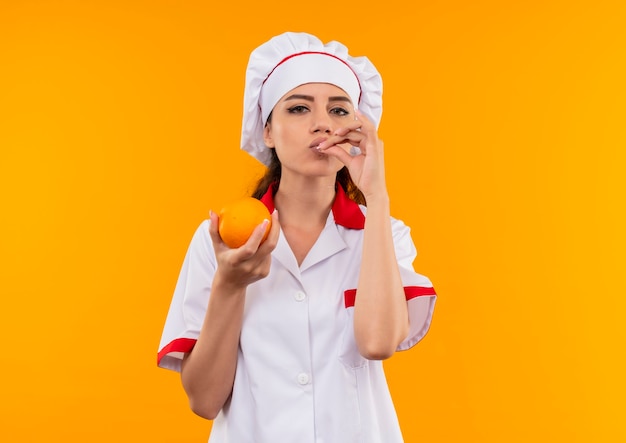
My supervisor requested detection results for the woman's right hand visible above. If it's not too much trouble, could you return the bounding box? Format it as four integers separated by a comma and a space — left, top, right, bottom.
208, 209, 280, 289
181, 209, 279, 419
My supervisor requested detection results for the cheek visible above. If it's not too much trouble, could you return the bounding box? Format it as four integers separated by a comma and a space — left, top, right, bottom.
272, 123, 301, 145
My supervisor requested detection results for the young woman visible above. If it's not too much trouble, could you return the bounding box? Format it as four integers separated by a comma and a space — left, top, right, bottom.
157, 32, 437, 442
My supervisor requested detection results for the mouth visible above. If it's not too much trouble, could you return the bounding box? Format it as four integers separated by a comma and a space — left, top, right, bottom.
309, 137, 327, 150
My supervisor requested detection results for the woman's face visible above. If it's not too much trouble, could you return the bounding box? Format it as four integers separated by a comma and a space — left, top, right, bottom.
263, 82, 356, 179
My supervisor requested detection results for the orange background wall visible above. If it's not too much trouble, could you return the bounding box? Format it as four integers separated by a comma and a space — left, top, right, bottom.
1, 1, 624, 441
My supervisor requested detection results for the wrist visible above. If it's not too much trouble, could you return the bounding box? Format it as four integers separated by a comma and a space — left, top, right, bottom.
212, 271, 248, 296
364, 191, 390, 207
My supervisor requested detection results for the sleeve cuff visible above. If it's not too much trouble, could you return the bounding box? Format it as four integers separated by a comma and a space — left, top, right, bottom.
157, 337, 197, 372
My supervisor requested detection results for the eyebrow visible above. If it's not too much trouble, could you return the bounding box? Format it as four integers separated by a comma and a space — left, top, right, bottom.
283, 94, 352, 104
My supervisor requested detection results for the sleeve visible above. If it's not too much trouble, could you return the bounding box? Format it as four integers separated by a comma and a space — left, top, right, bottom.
391, 217, 437, 351
156, 220, 216, 372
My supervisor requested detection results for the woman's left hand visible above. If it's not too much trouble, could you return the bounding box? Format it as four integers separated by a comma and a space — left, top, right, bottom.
316, 109, 387, 200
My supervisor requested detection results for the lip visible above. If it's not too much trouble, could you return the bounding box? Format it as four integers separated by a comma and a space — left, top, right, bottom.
309, 137, 327, 149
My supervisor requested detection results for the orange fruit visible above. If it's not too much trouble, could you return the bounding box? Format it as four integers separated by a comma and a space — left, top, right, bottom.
218, 197, 272, 248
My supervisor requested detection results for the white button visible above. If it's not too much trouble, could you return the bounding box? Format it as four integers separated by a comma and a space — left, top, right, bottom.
297, 372, 310, 385
294, 291, 306, 302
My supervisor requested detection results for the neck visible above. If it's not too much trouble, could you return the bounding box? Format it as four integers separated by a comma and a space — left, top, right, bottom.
274, 174, 336, 228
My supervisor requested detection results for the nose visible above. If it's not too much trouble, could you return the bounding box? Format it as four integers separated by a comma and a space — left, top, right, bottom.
311, 109, 332, 134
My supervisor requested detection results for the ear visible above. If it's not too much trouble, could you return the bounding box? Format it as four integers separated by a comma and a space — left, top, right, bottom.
263, 124, 275, 148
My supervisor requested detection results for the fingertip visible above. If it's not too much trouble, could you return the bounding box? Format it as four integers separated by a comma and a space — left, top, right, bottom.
208, 210, 221, 238
355, 109, 374, 126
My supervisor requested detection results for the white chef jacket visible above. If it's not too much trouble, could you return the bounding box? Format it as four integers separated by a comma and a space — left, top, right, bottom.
157, 185, 437, 443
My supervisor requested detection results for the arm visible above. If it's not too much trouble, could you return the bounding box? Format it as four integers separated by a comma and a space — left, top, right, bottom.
181, 210, 279, 419
354, 193, 409, 360
318, 109, 409, 360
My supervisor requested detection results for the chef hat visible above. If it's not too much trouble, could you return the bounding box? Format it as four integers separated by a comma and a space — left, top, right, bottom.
241, 32, 383, 165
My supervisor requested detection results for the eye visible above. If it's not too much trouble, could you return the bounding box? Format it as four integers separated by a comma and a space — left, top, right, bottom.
330, 107, 350, 116
287, 105, 309, 114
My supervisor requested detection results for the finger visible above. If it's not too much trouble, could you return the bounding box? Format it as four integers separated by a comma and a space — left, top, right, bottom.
320, 144, 357, 166
239, 218, 271, 255
355, 109, 375, 130
355, 110, 380, 139
318, 132, 366, 152
333, 121, 362, 136
208, 210, 226, 248
258, 210, 280, 253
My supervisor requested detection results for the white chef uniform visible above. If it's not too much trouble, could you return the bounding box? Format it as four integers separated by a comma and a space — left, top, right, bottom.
157, 184, 436, 443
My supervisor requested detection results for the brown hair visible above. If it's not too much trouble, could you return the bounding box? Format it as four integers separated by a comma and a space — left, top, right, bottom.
250, 148, 366, 205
